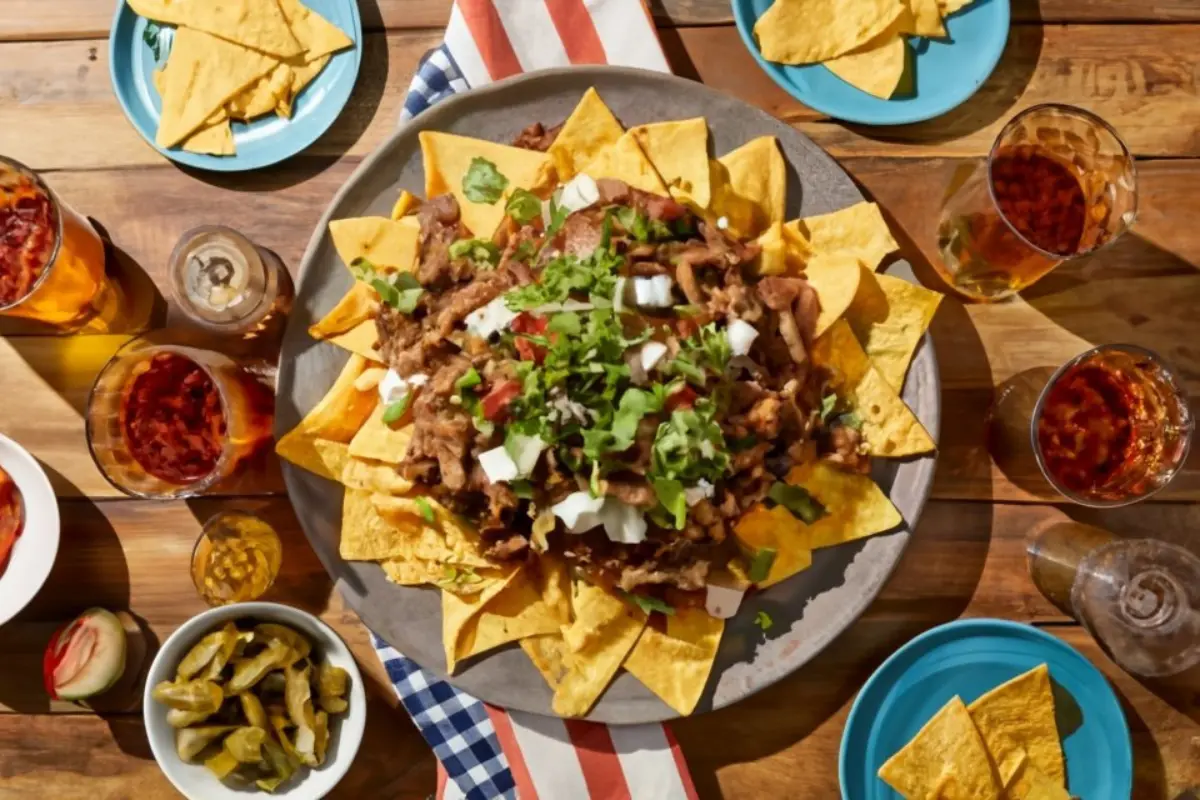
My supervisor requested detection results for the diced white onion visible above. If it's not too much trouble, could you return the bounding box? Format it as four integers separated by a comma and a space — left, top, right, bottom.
465, 296, 519, 339
633, 275, 674, 308
506, 434, 546, 477
600, 500, 648, 545
639, 341, 668, 372
650, 274, 674, 306
726, 318, 759, 357
684, 478, 714, 507
378, 369, 423, 405
479, 446, 520, 484
716, 216, 729, 231
552, 491, 606, 532
558, 174, 600, 214
407, 373, 429, 387
704, 583, 746, 619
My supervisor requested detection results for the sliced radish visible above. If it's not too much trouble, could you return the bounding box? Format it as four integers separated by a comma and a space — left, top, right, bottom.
43, 608, 128, 701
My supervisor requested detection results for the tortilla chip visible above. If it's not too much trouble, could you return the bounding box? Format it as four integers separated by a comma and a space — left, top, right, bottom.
878, 696, 1002, 800
812, 320, 935, 457
786, 201, 898, 271
825, 32, 910, 99
455, 558, 570, 667
968, 665, 1065, 788
277, 54, 330, 118
390, 190, 422, 220
309, 282, 379, 340
328, 216, 420, 272
339, 489, 411, 561
275, 0, 353, 61
380, 557, 445, 586
754, 0, 904, 64
227, 63, 294, 121
295, 439, 348, 482
340, 456, 413, 495
348, 405, 412, 464
784, 461, 903, 550
420, 131, 553, 238
804, 253, 863, 337
181, 111, 236, 155
521, 633, 571, 690
1005, 758, 1070, 800
939, 0, 976, 16
276, 354, 379, 477
711, 136, 786, 239
580, 131, 669, 196
371, 495, 489, 566
732, 504, 814, 587
548, 88, 625, 183
442, 567, 522, 673
623, 609, 724, 715
754, 221, 810, 276
326, 320, 383, 362
845, 270, 943, 391
129, 0, 302, 58
552, 602, 646, 717
155, 28, 278, 148
629, 118, 711, 207
563, 580, 632, 652
908, 0, 948, 36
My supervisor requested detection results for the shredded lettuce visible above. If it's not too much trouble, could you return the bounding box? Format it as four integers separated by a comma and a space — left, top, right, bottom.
448, 238, 500, 268
505, 188, 541, 224
767, 482, 827, 524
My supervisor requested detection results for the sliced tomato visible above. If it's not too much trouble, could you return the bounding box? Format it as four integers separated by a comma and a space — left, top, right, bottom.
481, 380, 522, 422
665, 385, 697, 412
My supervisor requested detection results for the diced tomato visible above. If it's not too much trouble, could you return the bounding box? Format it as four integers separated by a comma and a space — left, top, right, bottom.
510, 313, 548, 335
675, 318, 699, 339
665, 385, 697, 411
514, 337, 547, 364
481, 380, 522, 422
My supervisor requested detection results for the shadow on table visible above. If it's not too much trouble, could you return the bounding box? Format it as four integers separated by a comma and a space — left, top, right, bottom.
1114, 681, 1171, 799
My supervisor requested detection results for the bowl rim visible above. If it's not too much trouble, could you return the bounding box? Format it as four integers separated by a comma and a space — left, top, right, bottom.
142, 601, 367, 799
0, 432, 60, 628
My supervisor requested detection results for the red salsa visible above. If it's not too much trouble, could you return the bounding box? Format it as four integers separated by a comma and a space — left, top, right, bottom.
120, 353, 226, 485
991, 145, 1087, 256
0, 466, 23, 573
0, 175, 57, 307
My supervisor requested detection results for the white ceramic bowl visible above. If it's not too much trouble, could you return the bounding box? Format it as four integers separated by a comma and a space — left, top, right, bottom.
143, 602, 367, 800
0, 433, 60, 627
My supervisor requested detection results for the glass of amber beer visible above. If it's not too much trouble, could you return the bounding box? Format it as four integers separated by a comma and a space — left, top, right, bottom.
0, 155, 118, 330
85, 337, 275, 499
936, 105, 1138, 301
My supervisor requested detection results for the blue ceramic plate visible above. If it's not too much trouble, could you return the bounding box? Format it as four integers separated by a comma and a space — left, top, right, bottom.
840, 619, 1133, 799
108, 0, 362, 171
731, 0, 1010, 125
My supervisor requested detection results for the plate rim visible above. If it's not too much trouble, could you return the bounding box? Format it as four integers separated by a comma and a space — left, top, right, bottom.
0, 432, 61, 628
106, 0, 364, 172
837, 617, 1135, 798
729, 0, 1012, 126
278, 65, 942, 721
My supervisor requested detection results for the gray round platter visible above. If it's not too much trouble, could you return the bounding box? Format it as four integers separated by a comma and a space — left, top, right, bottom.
276, 66, 940, 724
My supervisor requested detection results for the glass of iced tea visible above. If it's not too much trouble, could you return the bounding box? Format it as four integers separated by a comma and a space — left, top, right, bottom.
0, 155, 120, 330
936, 105, 1138, 301
85, 337, 275, 499
1032, 344, 1192, 506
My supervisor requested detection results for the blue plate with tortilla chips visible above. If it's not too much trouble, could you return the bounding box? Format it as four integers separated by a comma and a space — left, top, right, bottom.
840, 619, 1133, 799
109, 0, 361, 171
732, 0, 1009, 125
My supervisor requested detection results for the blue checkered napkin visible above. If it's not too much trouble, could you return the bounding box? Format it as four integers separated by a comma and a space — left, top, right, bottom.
371, 634, 516, 800
401, 44, 470, 123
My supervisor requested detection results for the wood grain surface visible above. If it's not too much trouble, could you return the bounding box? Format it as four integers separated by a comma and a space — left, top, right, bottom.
2, 0, 1199, 798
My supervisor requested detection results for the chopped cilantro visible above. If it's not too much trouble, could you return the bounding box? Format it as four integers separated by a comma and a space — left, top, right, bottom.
448, 238, 500, 268
505, 188, 542, 224
543, 193, 570, 242
463, 158, 508, 204
504, 244, 623, 312
649, 400, 729, 484
754, 610, 773, 631
614, 206, 674, 242
665, 323, 732, 385
455, 367, 482, 392
767, 482, 827, 524
620, 590, 676, 616
819, 392, 839, 423
381, 393, 413, 424
651, 478, 687, 529
413, 497, 435, 523
350, 257, 423, 313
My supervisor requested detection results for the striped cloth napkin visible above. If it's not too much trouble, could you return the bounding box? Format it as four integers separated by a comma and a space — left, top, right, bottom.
372, 2, 697, 799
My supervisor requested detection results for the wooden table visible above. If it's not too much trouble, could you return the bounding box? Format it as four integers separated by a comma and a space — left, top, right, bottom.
2, 1, 1199, 797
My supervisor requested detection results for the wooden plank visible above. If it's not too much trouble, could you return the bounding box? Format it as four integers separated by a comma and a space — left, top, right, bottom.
4, 0, 1200, 41
6, 25, 1200, 171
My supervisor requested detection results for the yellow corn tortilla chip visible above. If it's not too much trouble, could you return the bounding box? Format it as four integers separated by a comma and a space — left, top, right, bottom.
309, 282, 379, 340
825, 33, 910, 100
277, 54, 330, 118
391, 190, 422, 220
784, 461, 903, 550
275, 354, 379, 477
227, 63, 294, 121
552, 602, 646, 717
754, 0, 904, 64
1005, 758, 1070, 800
442, 567, 522, 673
340, 456, 413, 495
803, 252, 863, 337
623, 609, 724, 716
563, 580, 632, 652
710, 136, 786, 239
302, 439, 349, 482
845, 270, 943, 391
328, 216, 421, 272
878, 696, 1002, 800
548, 87, 625, 182
371, 495, 489, 565
155, 28, 278, 148
454, 558, 570, 667
908, 0, 948, 36
327, 320, 383, 362
733, 504, 814, 587
348, 405, 413, 464
629, 118, 712, 208
812, 320, 936, 457
128, 0, 302, 58
342, 491, 489, 568
967, 665, 1065, 789
753, 220, 810, 276
420, 131, 553, 238
181, 112, 236, 155
939, 0, 976, 16
521, 633, 571, 690
580, 131, 669, 196
380, 557, 446, 586
275, 0, 353, 61
786, 201, 898, 271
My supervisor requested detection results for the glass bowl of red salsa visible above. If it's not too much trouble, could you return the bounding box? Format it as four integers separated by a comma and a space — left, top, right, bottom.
85, 338, 275, 499
1032, 344, 1193, 507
